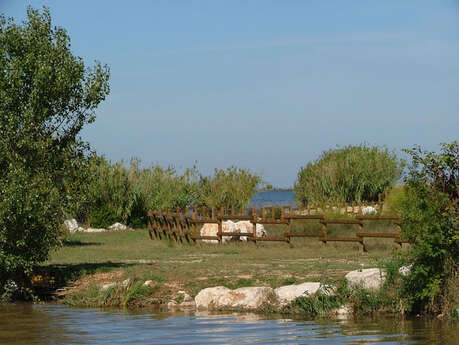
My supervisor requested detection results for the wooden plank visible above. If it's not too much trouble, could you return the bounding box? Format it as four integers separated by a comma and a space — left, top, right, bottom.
219, 215, 253, 221
190, 235, 219, 240
357, 232, 398, 238
319, 236, 362, 242
288, 233, 320, 238
285, 215, 324, 220
255, 220, 290, 225
321, 219, 363, 225
254, 237, 288, 242
356, 215, 400, 221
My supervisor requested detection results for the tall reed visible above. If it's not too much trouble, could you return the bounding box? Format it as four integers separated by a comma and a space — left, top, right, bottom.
294, 145, 402, 206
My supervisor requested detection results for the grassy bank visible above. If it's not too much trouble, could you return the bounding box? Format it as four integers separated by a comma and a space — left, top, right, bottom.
35, 222, 405, 310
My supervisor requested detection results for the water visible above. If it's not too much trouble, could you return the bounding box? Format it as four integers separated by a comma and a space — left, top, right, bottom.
250, 191, 296, 208
1, 304, 457, 345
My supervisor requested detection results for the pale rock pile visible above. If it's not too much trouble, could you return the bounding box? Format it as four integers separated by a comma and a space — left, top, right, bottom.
64, 219, 129, 233
200, 220, 267, 243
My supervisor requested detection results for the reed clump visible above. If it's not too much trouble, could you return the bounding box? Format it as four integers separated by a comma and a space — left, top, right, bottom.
294, 144, 403, 206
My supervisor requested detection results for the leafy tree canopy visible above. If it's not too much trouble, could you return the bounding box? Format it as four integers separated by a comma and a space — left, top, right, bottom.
0, 7, 109, 293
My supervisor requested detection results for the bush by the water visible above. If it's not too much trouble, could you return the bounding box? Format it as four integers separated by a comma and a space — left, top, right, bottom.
294, 145, 402, 206
0, 7, 110, 295
71, 158, 262, 228
386, 141, 458, 316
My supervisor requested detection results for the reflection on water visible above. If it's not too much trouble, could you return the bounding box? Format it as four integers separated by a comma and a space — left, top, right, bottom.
0, 304, 458, 345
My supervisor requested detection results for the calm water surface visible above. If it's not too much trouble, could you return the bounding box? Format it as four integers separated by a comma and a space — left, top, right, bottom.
1, 304, 457, 345
250, 191, 295, 208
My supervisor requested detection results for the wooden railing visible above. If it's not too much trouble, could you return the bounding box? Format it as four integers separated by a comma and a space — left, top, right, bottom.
147, 205, 408, 252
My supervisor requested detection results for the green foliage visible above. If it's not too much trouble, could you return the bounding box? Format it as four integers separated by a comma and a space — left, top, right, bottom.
294, 145, 402, 206
389, 142, 458, 315
196, 166, 261, 208
0, 7, 109, 291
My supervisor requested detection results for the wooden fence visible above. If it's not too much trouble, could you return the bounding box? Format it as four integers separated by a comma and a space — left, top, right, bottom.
147, 205, 408, 252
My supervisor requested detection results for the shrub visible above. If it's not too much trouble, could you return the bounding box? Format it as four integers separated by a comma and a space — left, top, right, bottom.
196, 166, 262, 209
294, 145, 402, 206
389, 141, 458, 315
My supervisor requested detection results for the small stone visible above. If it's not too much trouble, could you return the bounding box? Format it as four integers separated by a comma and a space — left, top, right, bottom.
182, 293, 193, 302
101, 282, 117, 291
143, 280, 155, 287
121, 278, 131, 288
108, 223, 127, 231
399, 265, 412, 276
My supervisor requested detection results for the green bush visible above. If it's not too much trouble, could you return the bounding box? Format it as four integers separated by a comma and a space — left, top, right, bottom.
0, 7, 109, 293
294, 145, 402, 206
196, 166, 261, 209
389, 142, 458, 315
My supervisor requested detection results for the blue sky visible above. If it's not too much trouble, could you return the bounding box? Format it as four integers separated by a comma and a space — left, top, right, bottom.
2, 1, 458, 187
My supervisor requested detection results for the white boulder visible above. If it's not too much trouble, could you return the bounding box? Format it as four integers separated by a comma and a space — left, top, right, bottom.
108, 222, 128, 231
64, 219, 85, 233
235, 221, 267, 241
361, 206, 377, 215
274, 282, 321, 305
195, 286, 273, 310
200, 221, 238, 243
195, 286, 231, 309
345, 268, 386, 290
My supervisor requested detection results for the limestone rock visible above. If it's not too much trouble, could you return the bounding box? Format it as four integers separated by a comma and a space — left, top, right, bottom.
64, 219, 85, 233
195, 286, 231, 309
108, 222, 128, 231
200, 221, 238, 243
84, 228, 107, 233
101, 282, 117, 291
121, 278, 131, 288
399, 265, 412, 276
361, 206, 377, 215
216, 286, 273, 310
235, 221, 267, 241
143, 280, 155, 287
274, 282, 321, 305
345, 268, 386, 290
195, 286, 273, 310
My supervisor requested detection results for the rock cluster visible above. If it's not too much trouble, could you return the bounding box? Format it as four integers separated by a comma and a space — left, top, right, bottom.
64, 219, 129, 233
200, 221, 267, 243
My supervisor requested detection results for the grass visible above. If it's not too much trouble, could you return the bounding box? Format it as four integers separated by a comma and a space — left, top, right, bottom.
40, 221, 406, 308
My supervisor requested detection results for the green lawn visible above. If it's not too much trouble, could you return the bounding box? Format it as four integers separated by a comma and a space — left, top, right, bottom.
42, 221, 404, 305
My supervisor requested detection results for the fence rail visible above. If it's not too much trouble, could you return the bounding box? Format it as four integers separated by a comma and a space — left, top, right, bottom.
147, 204, 408, 252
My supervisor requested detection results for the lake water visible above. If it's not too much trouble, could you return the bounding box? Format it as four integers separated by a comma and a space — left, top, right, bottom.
250, 191, 296, 208
1, 304, 457, 345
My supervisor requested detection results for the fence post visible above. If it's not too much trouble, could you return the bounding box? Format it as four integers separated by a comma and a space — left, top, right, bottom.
251, 207, 257, 247
357, 208, 366, 253
284, 206, 292, 248
218, 207, 224, 244
321, 215, 327, 246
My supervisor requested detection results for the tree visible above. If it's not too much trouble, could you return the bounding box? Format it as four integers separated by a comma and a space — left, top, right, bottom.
389, 142, 458, 315
0, 7, 110, 293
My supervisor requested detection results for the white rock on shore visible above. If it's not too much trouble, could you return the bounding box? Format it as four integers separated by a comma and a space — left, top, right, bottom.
345, 268, 386, 290
274, 282, 322, 305
195, 286, 273, 310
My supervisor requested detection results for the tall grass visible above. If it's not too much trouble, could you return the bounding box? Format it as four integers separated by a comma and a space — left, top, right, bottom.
295, 145, 402, 206
71, 157, 261, 227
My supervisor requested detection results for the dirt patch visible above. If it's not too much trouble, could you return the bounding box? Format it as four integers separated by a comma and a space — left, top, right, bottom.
57, 271, 124, 296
